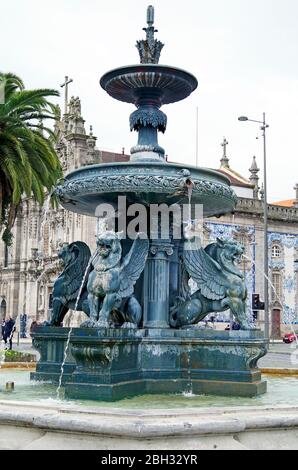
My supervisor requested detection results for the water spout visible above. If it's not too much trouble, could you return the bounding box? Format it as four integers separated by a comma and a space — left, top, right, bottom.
185, 178, 193, 188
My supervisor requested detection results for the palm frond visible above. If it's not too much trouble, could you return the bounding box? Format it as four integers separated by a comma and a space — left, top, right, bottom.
0, 72, 61, 244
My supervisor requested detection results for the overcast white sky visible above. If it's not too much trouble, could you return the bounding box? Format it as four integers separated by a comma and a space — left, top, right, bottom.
1, 0, 298, 201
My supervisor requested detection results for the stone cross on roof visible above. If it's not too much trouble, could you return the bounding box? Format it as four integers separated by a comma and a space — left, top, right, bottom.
220, 138, 230, 168
60, 76, 73, 115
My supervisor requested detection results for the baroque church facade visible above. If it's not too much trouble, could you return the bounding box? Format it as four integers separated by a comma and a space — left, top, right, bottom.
0, 96, 297, 337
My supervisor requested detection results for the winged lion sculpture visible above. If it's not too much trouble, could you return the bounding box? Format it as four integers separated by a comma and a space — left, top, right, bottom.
170, 237, 254, 330
85, 231, 149, 328
45, 241, 92, 326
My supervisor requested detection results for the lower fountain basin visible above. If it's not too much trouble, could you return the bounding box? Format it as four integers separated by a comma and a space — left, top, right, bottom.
31, 327, 267, 401
56, 161, 237, 218
0, 369, 296, 409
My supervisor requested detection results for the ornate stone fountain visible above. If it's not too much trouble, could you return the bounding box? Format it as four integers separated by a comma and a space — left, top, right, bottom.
31, 6, 267, 400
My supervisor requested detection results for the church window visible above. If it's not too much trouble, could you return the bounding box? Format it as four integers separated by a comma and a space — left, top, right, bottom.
272, 272, 282, 301
272, 245, 281, 258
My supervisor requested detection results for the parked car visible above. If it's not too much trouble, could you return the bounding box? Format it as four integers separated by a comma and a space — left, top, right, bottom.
283, 332, 298, 343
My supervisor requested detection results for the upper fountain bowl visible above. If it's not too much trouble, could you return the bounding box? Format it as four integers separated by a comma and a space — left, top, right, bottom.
100, 64, 198, 105
55, 161, 237, 218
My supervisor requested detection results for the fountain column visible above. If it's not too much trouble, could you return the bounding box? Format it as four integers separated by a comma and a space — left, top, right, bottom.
129, 90, 167, 162
143, 240, 173, 328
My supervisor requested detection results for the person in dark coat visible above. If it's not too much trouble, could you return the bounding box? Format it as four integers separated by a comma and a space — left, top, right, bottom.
2, 316, 16, 350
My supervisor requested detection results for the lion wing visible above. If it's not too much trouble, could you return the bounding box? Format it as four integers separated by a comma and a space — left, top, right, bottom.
183, 237, 229, 301
119, 236, 149, 298
55, 242, 92, 302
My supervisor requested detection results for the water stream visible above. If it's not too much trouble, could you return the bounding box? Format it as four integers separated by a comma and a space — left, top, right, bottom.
96, 217, 108, 237
56, 252, 96, 399
184, 182, 194, 240
184, 343, 194, 397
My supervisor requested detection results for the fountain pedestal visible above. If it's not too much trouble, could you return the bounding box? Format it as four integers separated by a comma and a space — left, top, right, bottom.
31, 327, 267, 400
31, 327, 75, 384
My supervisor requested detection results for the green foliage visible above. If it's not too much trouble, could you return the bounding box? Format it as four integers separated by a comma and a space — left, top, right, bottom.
4, 349, 36, 362
0, 73, 62, 244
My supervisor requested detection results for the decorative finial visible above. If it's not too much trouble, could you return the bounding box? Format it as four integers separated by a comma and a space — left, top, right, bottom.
89, 125, 93, 136
249, 156, 259, 172
147, 5, 154, 25
294, 183, 298, 208
136, 5, 164, 64
220, 138, 230, 168
249, 156, 260, 199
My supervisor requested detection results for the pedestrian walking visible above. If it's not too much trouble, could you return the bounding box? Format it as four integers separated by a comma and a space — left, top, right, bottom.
2, 316, 16, 350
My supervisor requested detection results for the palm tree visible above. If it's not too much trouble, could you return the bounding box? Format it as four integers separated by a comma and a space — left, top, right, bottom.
0, 73, 62, 244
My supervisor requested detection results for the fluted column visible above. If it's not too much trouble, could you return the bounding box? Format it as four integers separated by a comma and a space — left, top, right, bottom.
143, 241, 173, 328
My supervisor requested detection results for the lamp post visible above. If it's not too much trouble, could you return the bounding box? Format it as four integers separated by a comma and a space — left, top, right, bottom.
238, 113, 270, 341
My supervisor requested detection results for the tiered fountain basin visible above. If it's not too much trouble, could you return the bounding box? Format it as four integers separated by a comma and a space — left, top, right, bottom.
100, 64, 198, 105
100, 63, 198, 161
56, 162, 237, 217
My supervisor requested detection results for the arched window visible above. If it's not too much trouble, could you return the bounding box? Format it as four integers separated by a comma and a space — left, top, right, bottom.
272, 245, 281, 258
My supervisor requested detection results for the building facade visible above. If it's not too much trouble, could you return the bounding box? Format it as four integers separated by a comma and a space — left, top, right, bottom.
0, 97, 297, 337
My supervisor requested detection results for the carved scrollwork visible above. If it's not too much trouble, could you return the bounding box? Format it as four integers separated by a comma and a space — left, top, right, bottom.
71, 345, 113, 368
246, 345, 267, 369
56, 174, 237, 204
31, 338, 47, 362
150, 245, 174, 256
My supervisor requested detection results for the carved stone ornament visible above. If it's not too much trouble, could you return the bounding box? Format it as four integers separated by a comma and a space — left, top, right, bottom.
56, 173, 237, 202
130, 107, 167, 132
150, 245, 174, 256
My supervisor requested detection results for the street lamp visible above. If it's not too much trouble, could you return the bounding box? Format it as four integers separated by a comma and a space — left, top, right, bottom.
238, 113, 270, 341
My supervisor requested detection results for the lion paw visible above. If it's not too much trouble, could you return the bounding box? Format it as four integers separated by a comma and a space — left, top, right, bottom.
121, 322, 137, 329
80, 319, 97, 328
